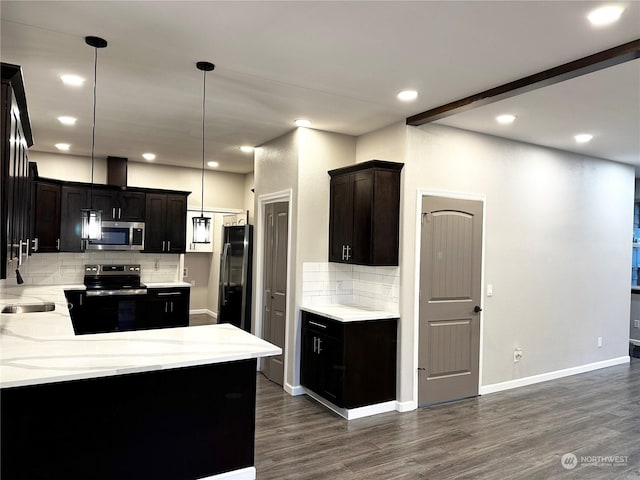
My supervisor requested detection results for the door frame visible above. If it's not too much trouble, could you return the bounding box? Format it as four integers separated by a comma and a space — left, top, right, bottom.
255, 189, 293, 388
413, 189, 487, 407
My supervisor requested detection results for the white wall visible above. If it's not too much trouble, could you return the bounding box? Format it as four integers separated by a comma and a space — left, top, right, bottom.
358, 122, 634, 403
253, 128, 356, 390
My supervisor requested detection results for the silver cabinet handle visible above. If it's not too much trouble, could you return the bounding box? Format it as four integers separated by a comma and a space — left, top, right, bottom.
313, 337, 318, 353
162, 240, 166, 251
316, 337, 322, 354
118, 207, 121, 219
158, 292, 181, 296
167, 240, 171, 251
56, 239, 60, 251
32, 238, 39, 252
309, 320, 327, 329
112, 207, 116, 218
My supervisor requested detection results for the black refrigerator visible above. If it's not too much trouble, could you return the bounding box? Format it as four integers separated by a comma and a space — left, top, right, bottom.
218, 225, 253, 332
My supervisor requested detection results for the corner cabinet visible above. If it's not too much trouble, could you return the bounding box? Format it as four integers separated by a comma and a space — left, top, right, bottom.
144, 193, 188, 253
328, 160, 403, 266
300, 310, 397, 409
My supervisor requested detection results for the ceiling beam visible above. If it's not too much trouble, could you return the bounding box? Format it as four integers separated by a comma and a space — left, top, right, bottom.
406, 38, 640, 126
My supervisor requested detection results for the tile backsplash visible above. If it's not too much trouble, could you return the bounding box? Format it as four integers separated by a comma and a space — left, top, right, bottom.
5, 252, 181, 286
302, 262, 399, 313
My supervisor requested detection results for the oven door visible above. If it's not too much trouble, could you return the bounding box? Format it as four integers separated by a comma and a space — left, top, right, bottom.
81, 290, 148, 334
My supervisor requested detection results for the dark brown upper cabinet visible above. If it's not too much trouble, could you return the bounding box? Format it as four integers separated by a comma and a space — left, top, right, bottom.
91, 187, 145, 222
59, 185, 89, 252
144, 193, 187, 253
33, 181, 61, 253
2, 63, 34, 279
328, 160, 403, 266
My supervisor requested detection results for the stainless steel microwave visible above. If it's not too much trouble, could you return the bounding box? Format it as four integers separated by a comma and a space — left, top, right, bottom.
86, 221, 145, 251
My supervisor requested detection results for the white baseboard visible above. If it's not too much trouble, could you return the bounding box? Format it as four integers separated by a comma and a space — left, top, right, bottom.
395, 400, 417, 413
303, 388, 397, 420
284, 382, 305, 396
189, 308, 216, 319
200, 466, 255, 480
480, 356, 630, 395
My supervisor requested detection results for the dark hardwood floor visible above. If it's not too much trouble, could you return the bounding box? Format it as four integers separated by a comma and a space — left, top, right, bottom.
254, 359, 639, 479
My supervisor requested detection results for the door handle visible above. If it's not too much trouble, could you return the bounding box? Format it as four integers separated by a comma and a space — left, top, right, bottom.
473, 305, 482, 313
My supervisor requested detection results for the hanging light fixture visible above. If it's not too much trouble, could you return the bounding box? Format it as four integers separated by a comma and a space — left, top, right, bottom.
192, 61, 215, 244
81, 35, 107, 240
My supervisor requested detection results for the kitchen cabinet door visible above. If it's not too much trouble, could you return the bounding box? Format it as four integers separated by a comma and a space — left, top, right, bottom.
33, 181, 61, 252
144, 193, 187, 253
59, 185, 88, 252
144, 193, 166, 252
119, 191, 145, 221
91, 188, 145, 222
165, 194, 187, 253
146, 287, 190, 329
328, 160, 403, 266
328, 174, 352, 263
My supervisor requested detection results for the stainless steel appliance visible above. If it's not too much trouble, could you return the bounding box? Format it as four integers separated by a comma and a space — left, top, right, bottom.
85, 221, 145, 251
218, 225, 253, 332
79, 264, 148, 333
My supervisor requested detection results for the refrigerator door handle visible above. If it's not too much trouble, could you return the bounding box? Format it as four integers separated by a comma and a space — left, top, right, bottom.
221, 242, 231, 306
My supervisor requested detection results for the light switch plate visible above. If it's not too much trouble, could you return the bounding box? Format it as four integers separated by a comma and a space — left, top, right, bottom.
487, 284, 493, 297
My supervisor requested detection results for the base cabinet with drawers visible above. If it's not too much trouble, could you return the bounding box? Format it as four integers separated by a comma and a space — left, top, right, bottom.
300, 309, 397, 409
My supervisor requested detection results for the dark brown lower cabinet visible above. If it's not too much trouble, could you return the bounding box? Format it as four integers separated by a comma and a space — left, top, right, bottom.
301, 310, 397, 409
1, 359, 257, 480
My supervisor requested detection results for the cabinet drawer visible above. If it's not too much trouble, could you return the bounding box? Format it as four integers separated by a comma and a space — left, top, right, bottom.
302, 311, 343, 339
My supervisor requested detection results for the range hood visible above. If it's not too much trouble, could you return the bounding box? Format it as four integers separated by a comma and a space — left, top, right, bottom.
107, 156, 127, 188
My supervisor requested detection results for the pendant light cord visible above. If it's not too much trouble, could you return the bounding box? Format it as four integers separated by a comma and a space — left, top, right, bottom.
90, 45, 98, 209
200, 69, 206, 218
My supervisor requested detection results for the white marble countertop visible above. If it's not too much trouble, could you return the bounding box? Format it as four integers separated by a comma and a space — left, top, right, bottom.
0, 285, 280, 389
146, 281, 192, 288
300, 304, 399, 322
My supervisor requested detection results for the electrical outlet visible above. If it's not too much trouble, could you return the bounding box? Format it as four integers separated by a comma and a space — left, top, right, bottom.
634, 320, 640, 329
190, 280, 196, 287
336, 280, 343, 292
513, 348, 523, 363
597, 337, 603, 348
183, 267, 188, 277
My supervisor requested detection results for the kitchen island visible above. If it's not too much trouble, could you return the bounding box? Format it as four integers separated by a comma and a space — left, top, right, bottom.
0, 285, 280, 480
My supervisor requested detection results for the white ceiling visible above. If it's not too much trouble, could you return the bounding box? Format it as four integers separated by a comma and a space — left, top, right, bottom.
1, 1, 639, 174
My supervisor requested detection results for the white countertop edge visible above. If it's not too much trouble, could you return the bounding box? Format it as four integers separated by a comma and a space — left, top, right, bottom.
300, 304, 399, 322
1, 347, 281, 389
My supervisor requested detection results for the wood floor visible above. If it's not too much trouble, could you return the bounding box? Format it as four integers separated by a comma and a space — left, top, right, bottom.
254, 359, 639, 479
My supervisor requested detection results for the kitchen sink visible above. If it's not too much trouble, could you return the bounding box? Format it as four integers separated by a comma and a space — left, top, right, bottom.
1, 302, 56, 314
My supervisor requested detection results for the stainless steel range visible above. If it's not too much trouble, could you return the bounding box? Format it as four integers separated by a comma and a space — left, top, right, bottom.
84, 264, 147, 296
77, 264, 148, 333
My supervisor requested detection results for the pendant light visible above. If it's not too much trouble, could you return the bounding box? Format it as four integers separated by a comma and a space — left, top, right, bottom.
81, 35, 107, 240
192, 61, 215, 244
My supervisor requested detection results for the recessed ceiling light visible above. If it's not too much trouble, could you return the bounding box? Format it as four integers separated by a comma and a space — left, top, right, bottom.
142, 153, 156, 161
397, 90, 418, 102
574, 133, 593, 143
294, 119, 312, 127
587, 5, 624, 26
55, 143, 70, 151
60, 74, 85, 87
240, 146, 254, 153
57, 116, 77, 126
496, 114, 517, 124
207, 161, 219, 168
